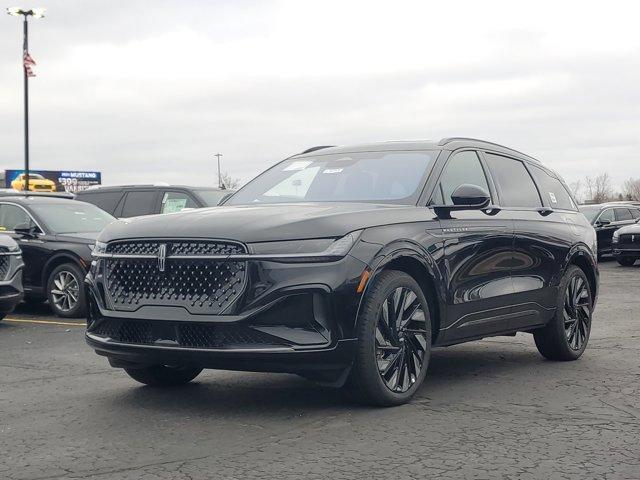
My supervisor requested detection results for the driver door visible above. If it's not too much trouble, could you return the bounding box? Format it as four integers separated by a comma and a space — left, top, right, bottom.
429, 150, 515, 342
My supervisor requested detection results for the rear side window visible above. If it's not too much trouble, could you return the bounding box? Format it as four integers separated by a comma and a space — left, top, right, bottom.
77, 191, 122, 214
630, 208, 640, 219
529, 165, 576, 211
120, 191, 157, 217
485, 153, 541, 208
431, 151, 490, 205
614, 208, 633, 221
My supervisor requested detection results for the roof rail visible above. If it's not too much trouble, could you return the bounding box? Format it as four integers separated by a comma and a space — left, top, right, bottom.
437, 137, 539, 162
299, 145, 335, 155
83, 182, 170, 190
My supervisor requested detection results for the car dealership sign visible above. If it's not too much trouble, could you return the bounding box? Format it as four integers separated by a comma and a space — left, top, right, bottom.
4, 169, 102, 193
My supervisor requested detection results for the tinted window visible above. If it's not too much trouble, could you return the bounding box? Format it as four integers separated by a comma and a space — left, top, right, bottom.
226, 151, 436, 205
121, 191, 157, 217
195, 189, 229, 206
630, 208, 640, 219
30, 203, 114, 234
161, 191, 197, 214
529, 166, 576, 211
598, 209, 614, 223
614, 208, 632, 221
0, 204, 32, 231
485, 153, 541, 208
432, 151, 490, 205
78, 191, 122, 214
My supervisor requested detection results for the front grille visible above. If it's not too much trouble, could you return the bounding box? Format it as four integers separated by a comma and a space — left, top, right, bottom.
0, 256, 8, 281
618, 234, 640, 246
103, 240, 247, 314
89, 319, 285, 349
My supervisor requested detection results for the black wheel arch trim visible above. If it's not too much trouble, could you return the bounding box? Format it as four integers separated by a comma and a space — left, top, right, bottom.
41, 252, 87, 288
353, 240, 446, 340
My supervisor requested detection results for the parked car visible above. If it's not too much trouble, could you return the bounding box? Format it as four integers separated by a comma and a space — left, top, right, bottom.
11, 173, 57, 192
579, 203, 640, 258
0, 190, 75, 199
0, 235, 24, 320
75, 184, 233, 218
612, 218, 640, 266
0, 196, 114, 317
86, 138, 598, 406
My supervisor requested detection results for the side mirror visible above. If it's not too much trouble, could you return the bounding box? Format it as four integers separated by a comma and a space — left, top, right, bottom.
434, 184, 491, 218
14, 223, 39, 238
596, 219, 611, 226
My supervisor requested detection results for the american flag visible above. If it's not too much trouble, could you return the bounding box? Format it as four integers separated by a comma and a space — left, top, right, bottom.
23, 52, 36, 77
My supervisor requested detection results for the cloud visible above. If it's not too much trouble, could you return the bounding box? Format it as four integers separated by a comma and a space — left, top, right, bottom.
1, 0, 639, 191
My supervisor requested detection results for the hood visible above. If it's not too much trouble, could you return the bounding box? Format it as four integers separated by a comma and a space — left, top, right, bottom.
54, 231, 100, 244
617, 221, 640, 235
99, 203, 433, 243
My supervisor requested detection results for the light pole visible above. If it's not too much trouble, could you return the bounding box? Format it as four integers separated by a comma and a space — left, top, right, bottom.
6, 7, 45, 192
214, 153, 224, 189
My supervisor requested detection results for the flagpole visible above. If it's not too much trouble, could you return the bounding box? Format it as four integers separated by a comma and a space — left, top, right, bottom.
23, 14, 30, 191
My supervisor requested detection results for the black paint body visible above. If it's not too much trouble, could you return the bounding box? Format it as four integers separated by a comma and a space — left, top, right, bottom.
0, 196, 97, 299
85, 139, 598, 381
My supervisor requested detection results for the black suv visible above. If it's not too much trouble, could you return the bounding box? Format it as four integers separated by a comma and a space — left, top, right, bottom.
86, 138, 598, 406
579, 203, 640, 257
0, 196, 114, 317
75, 184, 232, 218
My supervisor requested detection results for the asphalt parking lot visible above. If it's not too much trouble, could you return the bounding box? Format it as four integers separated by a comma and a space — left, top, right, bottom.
1, 260, 639, 480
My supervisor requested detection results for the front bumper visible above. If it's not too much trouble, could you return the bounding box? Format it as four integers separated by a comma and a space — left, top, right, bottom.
0, 269, 24, 315
85, 253, 368, 373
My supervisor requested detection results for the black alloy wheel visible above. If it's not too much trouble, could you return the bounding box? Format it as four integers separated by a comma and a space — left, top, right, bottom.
375, 286, 429, 393
346, 270, 432, 406
47, 263, 87, 318
534, 266, 592, 361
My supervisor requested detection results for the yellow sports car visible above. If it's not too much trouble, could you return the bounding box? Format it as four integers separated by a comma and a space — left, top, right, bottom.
11, 173, 57, 192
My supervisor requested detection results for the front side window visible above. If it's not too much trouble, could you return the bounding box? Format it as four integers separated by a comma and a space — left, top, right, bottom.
0, 204, 33, 231
431, 151, 490, 205
529, 165, 576, 211
485, 153, 541, 208
161, 192, 197, 214
597, 209, 614, 223
226, 151, 437, 205
30, 203, 114, 234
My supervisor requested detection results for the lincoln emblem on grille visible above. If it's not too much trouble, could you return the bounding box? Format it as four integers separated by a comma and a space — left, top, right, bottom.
157, 244, 167, 272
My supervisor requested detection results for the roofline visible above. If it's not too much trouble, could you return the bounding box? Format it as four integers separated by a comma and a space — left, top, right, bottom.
438, 137, 540, 163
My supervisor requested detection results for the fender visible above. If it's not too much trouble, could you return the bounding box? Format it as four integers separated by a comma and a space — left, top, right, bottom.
41, 251, 87, 288
561, 242, 599, 300
353, 239, 447, 336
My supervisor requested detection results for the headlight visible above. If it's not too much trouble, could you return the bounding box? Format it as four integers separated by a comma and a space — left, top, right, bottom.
2, 244, 21, 255
612, 230, 619, 242
247, 230, 362, 262
91, 241, 108, 256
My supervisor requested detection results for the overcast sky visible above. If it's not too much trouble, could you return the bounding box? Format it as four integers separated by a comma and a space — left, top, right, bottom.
1, 0, 639, 193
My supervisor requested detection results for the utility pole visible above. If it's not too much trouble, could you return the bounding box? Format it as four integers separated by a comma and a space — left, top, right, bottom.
7, 7, 45, 192
214, 153, 224, 189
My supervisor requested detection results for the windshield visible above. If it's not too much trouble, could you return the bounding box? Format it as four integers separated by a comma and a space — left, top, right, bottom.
31, 203, 115, 234
196, 189, 230, 206
21, 174, 45, 180
580, 206, 600, 223
226, 150, 437, 205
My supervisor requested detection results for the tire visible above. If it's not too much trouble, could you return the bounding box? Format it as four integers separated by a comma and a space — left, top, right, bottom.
533, 266, 593, 361
124, 365, 203, 387
617, 257, 636, 267
345, 270, 432, 407
46, 263, 86, 318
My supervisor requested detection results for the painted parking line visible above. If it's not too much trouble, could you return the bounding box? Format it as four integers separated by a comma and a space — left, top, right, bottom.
3, 318, 85, 327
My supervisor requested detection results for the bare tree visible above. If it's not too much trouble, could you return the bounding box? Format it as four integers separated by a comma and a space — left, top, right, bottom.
622, 177, 640, 201
220, 171, 241, 190
584, 173, 613, 203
